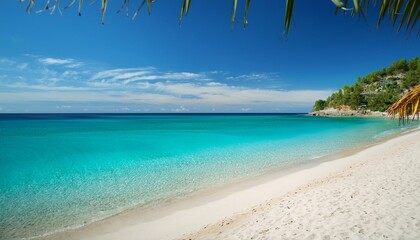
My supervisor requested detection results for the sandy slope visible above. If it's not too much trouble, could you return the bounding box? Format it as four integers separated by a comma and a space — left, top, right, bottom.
184, 130, 420, 240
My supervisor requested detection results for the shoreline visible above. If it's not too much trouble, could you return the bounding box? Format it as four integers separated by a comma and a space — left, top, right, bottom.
187, 127, 420, 239
43, 126, 420, 240
308, 109, 388, 118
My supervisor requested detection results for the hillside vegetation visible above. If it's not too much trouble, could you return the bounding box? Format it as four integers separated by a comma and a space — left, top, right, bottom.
313, 58, 420, 112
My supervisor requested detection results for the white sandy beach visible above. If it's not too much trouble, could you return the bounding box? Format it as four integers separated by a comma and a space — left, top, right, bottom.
52, 129, 420, 240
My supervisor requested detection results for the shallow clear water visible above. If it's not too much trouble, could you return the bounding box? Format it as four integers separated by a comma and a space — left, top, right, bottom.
0, 114, 413, 239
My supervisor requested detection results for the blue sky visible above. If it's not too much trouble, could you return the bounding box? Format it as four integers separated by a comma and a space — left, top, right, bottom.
0, 1, 419, 113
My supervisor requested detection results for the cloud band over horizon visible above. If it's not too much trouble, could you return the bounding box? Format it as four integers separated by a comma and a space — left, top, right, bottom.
0, 56, 334, 113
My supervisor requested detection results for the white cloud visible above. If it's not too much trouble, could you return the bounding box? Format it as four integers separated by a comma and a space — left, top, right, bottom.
56, 105, 73, 109
121, 72, 204, 85
111, 70, 152, 80
226, 73, 273, 81
91, 68, 207, 86
39, 57, 74, 65
91, 68, 154, 80
163, 72, 202, 79
173, 106, 189, 112
0, 80, 333, 109
38, 57, 84, 69
62, 70, 79, 76
207, 82, 223, 86
2, 83, 92, 91
67, 63, 83, 68
1, 55, 334, 112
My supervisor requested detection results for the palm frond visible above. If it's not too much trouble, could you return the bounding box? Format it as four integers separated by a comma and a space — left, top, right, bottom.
147, 0, 152, 15
132, 0, 146, 20
65, 0, 77, 10
284, 0, 295, 36
179, 0, 191, 26
101, 0, 108, 24
231, 0, 238, 31
244, 0, 251, 28
24, 0, 36, 13
20, 0, 420, 34
78, 0, 83, 16
116, 0, 129, 16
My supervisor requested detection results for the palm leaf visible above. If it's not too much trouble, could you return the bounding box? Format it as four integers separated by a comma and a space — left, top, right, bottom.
132, 0, 146, 20
378, 0, 391, 28
185, 0, 191, 14
397, 0, 415, 31
331, 0, 345, 8
26, 0, 35, 13
353, 0, 361, 13
147, 0, 151, 15
231, 0, 238, 30
180, 2, 185, 24
392, 0, 404, 27
405, 0, 419, 30
179, 0, 192, 25
65, 0, 76, 9
362, 0, 371, 12
101, 0, 108, 24
116, 0, 129, 16
36, 0, 51, 13
410, 7, 420, 32
244, 0, 251, 28
20, 0, 420, 35
284, 0, 294, 36
50, 0, 63, 16
78, 0, 83, 16
343, 0, 349, 14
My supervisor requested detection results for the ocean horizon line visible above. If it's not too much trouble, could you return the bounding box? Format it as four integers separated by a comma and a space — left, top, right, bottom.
0, 112, 306, 114
0, 113, 308, 120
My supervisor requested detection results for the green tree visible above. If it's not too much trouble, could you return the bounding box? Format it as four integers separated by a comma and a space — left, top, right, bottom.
342, 85, 351, 104
368, 92, 400, 112
349, 84, 363, 109
337, 89, 345, 106
313, 100, 327, 111
408, 58, 419, 71
316, 57, 419, 113
403, 71, 420, 89
387, 59, 409, 75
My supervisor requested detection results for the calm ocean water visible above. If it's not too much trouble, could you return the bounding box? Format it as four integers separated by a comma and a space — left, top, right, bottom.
0, 114, 413, 239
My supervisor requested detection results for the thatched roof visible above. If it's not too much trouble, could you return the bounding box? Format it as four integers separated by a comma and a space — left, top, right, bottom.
387, 85, 420, 125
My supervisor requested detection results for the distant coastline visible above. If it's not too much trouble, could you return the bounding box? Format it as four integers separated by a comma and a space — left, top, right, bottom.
311, 58, 419, 116
308, 108, 388, 118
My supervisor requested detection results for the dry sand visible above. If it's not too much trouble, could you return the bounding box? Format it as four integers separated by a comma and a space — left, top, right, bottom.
184, 129, 420, 240
51, 129, 420, 240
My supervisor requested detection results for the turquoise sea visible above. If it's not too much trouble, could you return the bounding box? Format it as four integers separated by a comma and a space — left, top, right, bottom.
0, 114, 414, 239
